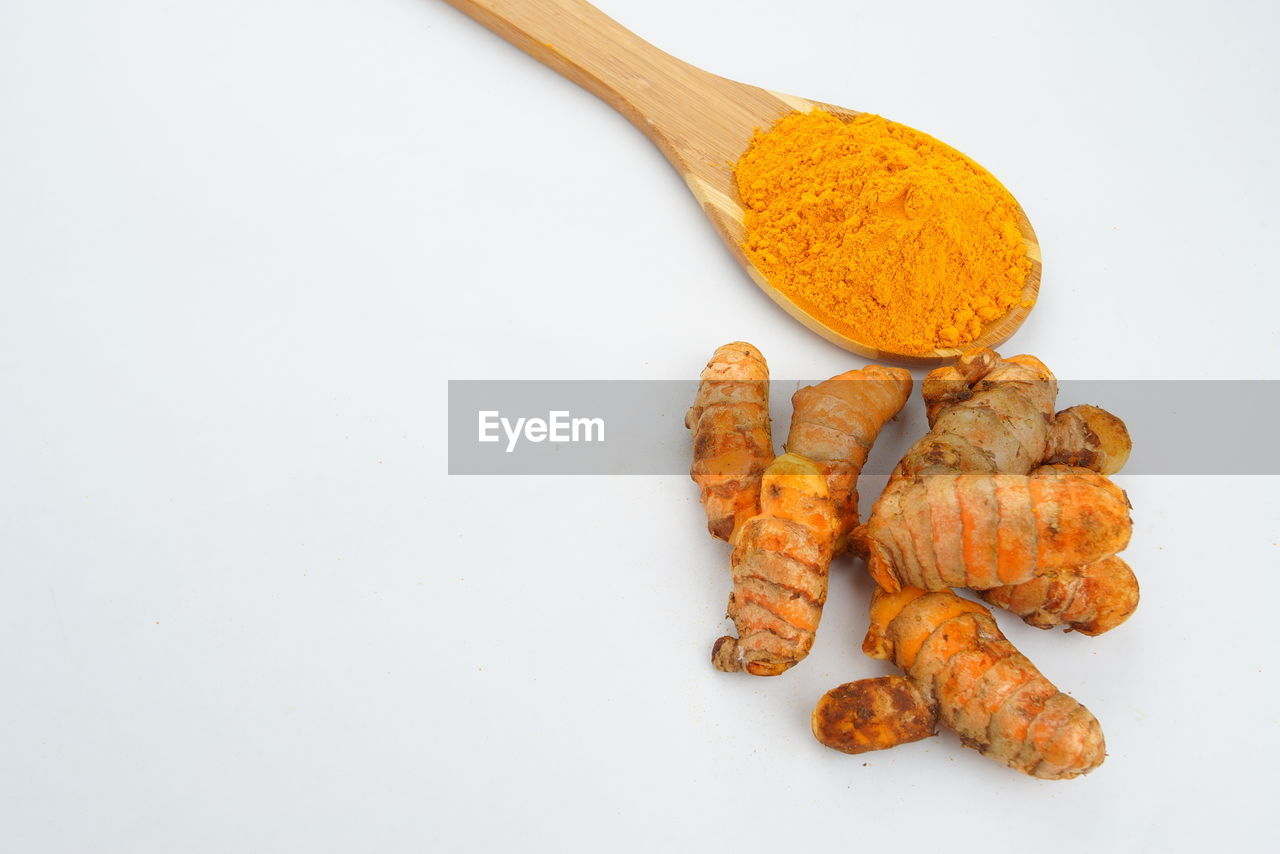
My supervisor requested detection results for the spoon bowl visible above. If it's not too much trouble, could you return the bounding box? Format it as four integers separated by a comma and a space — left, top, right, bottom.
444, 0, 1040, 365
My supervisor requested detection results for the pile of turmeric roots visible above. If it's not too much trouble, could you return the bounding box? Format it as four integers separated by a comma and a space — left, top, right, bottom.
686, 343, 1138, 780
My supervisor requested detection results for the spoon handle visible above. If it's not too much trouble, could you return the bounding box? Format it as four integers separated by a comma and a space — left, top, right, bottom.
441, 0, 707, 142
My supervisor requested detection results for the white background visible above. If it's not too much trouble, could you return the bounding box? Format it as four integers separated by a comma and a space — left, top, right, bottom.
2, 0, 1278, 851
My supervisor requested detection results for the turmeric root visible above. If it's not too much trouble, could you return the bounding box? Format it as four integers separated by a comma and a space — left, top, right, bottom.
978, 465, 1139, 635
812, 676, 936, 754
860, 470, 1132, 593
712, 453, 837, 676
854, 348, 1139, 634
1045, 404, 1133, 476
786, 366, 912, 551
686, 342, 772, 541
860, 585, 1106, 779
904, 348, 1057, 479
981, 554, 1139, 636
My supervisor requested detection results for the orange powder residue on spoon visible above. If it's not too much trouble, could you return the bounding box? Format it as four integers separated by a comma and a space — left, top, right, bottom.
734, 110, 1032, 354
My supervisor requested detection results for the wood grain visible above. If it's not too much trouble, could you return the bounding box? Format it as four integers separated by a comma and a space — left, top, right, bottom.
442, 0, 1040, 364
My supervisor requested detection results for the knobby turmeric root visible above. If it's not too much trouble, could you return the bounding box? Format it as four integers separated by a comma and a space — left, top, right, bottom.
713, 453, 837, 676
860, 470, 1133, 593
906, 348, 1057, 478
976, 464, 1139, 635
853, 348, 1139, 634
812, 676, 936, 754
686, 342, 773, 541
853, 347, 1053, 574
985, 426, 1139, 634
786, 366, 912, 552
859, 586, 1106, 779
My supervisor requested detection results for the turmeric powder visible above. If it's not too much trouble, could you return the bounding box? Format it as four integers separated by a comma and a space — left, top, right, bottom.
734, 110, 1032, 354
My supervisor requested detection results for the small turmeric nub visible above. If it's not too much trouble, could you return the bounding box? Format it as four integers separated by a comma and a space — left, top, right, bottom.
982, 555, 1140, 636
1045, 404, 1133, 475
812, 676, 937, 755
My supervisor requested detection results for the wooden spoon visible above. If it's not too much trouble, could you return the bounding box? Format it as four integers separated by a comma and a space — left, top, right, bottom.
442, 0, 1040, 365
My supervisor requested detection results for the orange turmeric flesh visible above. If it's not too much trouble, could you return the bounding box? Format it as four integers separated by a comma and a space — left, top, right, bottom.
734, 111, 1032, 354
